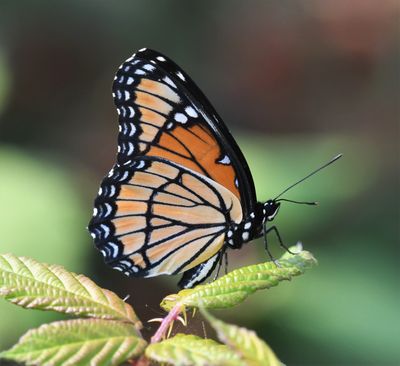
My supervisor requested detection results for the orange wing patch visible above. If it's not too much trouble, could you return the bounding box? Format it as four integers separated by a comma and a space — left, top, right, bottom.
113, 216, 146, 236
135, 91, 173, 116
115, 201, 147, 216
139, 107, 166, 127
146, 124, 239, 199
120, 231, 146, 254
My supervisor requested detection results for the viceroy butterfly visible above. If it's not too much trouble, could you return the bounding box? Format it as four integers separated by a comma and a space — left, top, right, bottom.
88, 48, 341, 288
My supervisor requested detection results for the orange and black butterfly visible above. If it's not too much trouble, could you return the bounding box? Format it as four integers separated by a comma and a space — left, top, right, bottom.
88, 48, 339, 288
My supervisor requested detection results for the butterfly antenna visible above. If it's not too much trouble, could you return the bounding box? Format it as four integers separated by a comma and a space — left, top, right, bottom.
276, 198, 318, 205
274, 154, 342, 200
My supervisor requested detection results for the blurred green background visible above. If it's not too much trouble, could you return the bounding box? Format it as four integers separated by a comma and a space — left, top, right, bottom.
0, 1, 398, 365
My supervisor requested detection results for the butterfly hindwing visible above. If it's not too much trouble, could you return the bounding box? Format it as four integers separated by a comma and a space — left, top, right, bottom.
88, 156, 243, 278
112, 48, 257, 217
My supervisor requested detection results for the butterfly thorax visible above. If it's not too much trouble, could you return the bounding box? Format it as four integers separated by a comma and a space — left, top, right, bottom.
226, 202, 265, 249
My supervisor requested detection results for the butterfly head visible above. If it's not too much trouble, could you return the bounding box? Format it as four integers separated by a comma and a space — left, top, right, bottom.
263, 200, 281, 222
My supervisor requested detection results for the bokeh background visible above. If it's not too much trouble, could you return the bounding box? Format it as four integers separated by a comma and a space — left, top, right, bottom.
0, 1, 399, 365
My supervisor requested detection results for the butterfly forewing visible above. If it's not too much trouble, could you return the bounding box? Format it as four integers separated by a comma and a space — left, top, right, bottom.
112, 48, 257, 217
88, 157, 242, 277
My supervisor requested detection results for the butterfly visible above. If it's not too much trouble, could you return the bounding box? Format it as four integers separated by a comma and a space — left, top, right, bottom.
88, 48, 340, 289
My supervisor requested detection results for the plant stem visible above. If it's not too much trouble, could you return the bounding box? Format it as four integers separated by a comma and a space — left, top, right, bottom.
150, 303, 182, 343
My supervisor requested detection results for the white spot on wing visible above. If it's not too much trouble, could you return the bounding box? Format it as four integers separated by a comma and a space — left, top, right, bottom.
135, 69, 146, 75
101, 224, 110, 238
126, 54, 135, 62
174, 113, 187, 123
218, 155, 231, 165
143, 64, 155, 71
126, 77, 134, 85
129, 123, 136, 136
176, 71, 185, 80
109, 185, 116, 197
127, 142, 134, 155
119, 171, 129, 181
120, 260, 132, 267
163, 76, 176, 88
104, 203, 112, 217
108, 243, 119, 258
185, 106, 198, 118
156, 56, 166, 62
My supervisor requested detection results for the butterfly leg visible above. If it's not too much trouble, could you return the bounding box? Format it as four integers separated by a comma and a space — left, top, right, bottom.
263, 222, 279, 265
213, 247, 227, 280
265, 225, 296, 255
224, 251, 229, 275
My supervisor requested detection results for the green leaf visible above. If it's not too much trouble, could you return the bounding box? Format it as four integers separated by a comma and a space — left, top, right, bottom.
161, 245, 316, 311
145, 334, 245, 366
202, 309, 283, 366
0, 253, 141, 327
0, 318, 147, 366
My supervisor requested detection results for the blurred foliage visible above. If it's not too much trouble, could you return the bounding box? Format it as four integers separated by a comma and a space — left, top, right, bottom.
238, 134, 380, 237
0, 148, 89, 350
0, 49, 11, 116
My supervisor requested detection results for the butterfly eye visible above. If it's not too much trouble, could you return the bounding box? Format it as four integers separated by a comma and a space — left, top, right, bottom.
267, 206, 280, 221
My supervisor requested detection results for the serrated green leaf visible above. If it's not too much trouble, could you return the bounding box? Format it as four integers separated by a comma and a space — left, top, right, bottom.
202, 309, 283, 366
0, 318, 147, 366
146, 334, 245, 366
161, 246, 316, 311
0, 253, 140, 327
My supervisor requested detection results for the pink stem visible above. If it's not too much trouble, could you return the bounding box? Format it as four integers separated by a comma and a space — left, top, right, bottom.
150, 303, 182, 343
